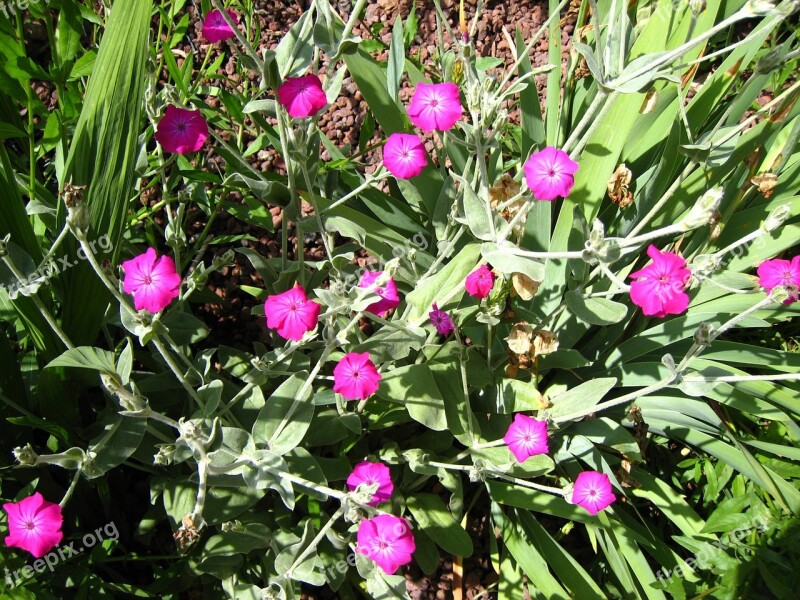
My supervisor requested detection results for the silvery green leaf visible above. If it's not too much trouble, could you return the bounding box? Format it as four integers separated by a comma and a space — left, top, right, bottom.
481, 243, 545, 281
564, 291, 628, 325
242, 99, 276, 115
573, 42, 605, 84
275, 11, 315, 78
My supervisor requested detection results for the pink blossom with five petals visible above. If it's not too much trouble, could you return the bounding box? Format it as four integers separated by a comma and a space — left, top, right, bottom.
629, 245, 691, 318
121, 248, 182, 313
407, 82, 463, 132
570, 471, 616, 515
346, 461, 394, 506
523, 146, 579, 201
382, 133, 428, 179
757, 256, 800, 304
356, 514, 415, 574
333, 352, 382, 400
277, 75, 328, 119
154, 105, 209, 155
503, 414, 549, 463
3, 492, 63, 558
202, 9, 238, 43
264, 285, 321, 341
465, 265, 495, 299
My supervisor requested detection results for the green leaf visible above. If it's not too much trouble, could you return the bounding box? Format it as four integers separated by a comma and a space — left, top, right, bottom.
46, 346, 117, 373
275, 11, 315, 78
407, 493, 473, 556
386, 15, 404, 102
62, 0, 154, 346
548, 377, 618, 421
564, 291, 628, 325
481, 243, 545, 282
252, 373, 314, 454
375, 365, 447, 431
405, 243, 481, 321
161, 311, 211, 344
83, 414, 147, 479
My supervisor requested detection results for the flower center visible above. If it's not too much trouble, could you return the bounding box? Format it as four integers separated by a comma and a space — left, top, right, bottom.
783, 271, 794, 284
289, 303, 297, 312
25, 520, 36, 531
429, 98, 439, 108
548, 169, 556, 177
143, 275, 152, 285
588, 488, 598, 498
352, 370, 361, 379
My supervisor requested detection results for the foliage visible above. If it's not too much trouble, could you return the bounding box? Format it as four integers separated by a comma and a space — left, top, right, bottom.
0, 0, 799, 598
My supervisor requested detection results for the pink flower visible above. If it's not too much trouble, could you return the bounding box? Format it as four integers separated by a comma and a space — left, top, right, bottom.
264, 284, 321, 341
629, 245, 691, 318
407, 82, 463, 132
202, 9, 238, 43
503, 414, 549, 462
465, 265, 495, 299
429, 303, 455, 336
382, 133, 428, 179
333, 352, 382, 400
3, 492, 63, 558
359, 271, 400, 317
121, 248, 182, 313
356, 514, 415, 575
277, 74, 328, 119
570, 471, 616, 515
523, 146, 579, 201
154, 105, 209, 155
347, 461, 394, 506
757, 256, 800, 304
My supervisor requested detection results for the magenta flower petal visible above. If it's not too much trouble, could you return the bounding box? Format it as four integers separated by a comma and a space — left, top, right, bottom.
407, 82, 463, 132
264, 284, 321, 341
356, 515, 415, 575
333, 352, 382, 400
503, 414, 549, 462
628, 245, 691, 318
428, 303, 455, 336
523, 146, 579, 201
757, 256, 800, 304
202, 9, 238, 43
571, 471, 616, 515
359, 271, 401, 317
465, 265, 495, 299
346, 461, 394, 506
277, 74, 328, 119
154, 105, 209, 155
3, 492, 63, 558
382, 133, 428, 179
121, 248, 181, 313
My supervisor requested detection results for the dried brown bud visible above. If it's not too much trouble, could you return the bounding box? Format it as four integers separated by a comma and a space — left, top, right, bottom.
750, 172, 778, 198
511, 272, 540, 301
607, 164, 634, 208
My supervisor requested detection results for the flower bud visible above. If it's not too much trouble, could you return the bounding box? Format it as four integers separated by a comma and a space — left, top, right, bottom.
0, 234, 9, 258
681, 187, 723, 231
693, 322, 715, 346
13, 444, 39, 466
154, 444, 176, 466
689, 0, 707, 15
761, 204, 790, 233
589, 219, 606, 250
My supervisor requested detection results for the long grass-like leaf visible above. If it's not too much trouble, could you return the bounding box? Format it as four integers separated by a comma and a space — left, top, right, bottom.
59, 0, 153, 345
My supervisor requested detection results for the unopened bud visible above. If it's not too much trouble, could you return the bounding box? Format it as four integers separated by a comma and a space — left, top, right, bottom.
682, 187, 723, 230
589, 219, 605, 250
689, 0, 707, 15
742, 0, 780, 15
13, 444, 38, 466
693, 322, 714, 346
762, 204, 790, 233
